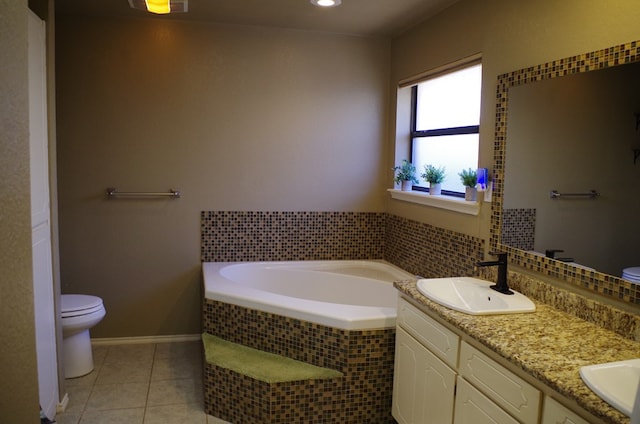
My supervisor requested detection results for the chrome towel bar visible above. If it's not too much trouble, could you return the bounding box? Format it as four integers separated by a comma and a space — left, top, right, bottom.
549, 189, 599, 199
106, 187, 181, 199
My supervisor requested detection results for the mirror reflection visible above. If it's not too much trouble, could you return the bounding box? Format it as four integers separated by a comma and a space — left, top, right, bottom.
502, 60, 640, 278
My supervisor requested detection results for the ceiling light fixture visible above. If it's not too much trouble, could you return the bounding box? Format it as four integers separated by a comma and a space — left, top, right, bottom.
145, 0, 170, 14
128, 0, 188, 15
310, 0, 342, 7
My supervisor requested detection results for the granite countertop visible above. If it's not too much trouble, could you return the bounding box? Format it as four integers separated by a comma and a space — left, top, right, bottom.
394, 280, 640, 424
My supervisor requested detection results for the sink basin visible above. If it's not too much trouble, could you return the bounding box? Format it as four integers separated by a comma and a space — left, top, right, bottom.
416, 277, 536, 315
580, 359, 640, 416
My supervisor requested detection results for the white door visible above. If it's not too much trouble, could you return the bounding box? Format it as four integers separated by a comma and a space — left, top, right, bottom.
29, 9, 59, 420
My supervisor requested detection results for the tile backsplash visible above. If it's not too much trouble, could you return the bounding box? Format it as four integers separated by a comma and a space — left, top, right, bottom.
201, 211, 484, 279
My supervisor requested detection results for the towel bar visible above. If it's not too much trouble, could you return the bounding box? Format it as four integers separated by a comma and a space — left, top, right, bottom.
106, 187, 181, 199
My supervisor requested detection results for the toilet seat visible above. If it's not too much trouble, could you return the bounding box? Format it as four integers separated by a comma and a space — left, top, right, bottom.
61, 294, 104, 318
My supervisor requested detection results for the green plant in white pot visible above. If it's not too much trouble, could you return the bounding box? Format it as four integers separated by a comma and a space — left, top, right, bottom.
459, 168, 478, 201
421, 165, 446, 195
393, 159, 419, 191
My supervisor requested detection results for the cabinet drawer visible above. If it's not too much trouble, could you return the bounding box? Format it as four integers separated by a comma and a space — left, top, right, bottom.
454, 376, 519, 424
397, 297, 460, 368
459, 342, 541, 424
542, 397, 590, 424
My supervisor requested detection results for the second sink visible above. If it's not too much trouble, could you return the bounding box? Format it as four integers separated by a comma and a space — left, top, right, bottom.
417, 277, 536, 315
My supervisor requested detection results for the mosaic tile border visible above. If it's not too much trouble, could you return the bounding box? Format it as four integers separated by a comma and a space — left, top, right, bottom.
203, 298, 396, 423
501, 208, 536, 251
384, 214, 485, 279
203, 363, 345, 424
490, 40, 640, 306
201, 211, 484, 282
201, 211, 385, 263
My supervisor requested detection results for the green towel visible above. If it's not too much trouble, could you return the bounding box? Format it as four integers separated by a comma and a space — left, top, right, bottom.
202, 333, 343, 383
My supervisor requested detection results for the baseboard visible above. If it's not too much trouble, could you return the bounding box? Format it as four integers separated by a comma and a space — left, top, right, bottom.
57, 392, 69, 413
91, 333, 201, 346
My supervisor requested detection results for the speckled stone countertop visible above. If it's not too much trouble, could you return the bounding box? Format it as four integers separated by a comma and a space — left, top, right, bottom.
394, 279, 640, 424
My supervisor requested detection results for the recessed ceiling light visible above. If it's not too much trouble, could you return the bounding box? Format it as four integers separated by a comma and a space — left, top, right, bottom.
310, 0, 342, 7
128, 0, 188, 14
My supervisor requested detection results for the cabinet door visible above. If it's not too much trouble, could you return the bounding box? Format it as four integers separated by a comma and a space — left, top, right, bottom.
542, 397, 590, 424
393, 327, 456, 424
459, 342, 540, 424
454, 377, 520, 424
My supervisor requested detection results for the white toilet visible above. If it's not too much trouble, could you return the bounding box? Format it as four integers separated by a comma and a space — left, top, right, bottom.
61, 294, 106, 378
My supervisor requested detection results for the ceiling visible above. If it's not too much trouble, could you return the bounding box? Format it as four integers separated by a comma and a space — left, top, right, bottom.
55, 0, 460, 38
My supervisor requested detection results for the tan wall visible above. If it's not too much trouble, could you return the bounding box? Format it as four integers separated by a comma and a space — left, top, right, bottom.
387, 0, 640, 244
57, 0, 640, 339
56, 16, 390, 337
0, 1, 41, 422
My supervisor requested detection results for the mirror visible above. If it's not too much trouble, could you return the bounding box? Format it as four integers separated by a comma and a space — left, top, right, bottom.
490, 40, 640, 306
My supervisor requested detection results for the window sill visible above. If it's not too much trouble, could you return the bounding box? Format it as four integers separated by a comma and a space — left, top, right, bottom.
387, 189, 481, 216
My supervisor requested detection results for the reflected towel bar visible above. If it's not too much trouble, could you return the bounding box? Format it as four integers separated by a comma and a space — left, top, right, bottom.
550, 189, 599, 199
106, 187, 181, 199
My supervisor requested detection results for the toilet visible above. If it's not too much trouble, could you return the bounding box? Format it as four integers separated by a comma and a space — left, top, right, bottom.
61, 294, 106, 378
623, 267, 640, 284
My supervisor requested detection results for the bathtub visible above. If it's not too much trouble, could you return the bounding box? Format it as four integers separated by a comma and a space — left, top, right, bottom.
202, 260, 415, 330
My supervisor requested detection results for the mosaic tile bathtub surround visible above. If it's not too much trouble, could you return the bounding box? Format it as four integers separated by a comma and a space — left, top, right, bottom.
491, 40, 640, 305
201, 211, 385, 263
384, 214, 485, 279
203, 299, 396, 423
201, 211, 484, 279
200, 211, 485, 422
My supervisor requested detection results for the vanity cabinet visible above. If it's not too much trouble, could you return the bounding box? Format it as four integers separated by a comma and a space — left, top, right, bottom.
458, 342, 541, 424
393, 327, 457, 423
541, 397, 590, 424
393, 298, 459, 423
393, 297, 541, 424
454, 376, 519, 424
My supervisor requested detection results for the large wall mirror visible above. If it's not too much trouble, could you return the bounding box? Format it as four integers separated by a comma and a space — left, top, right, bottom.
490, 40, 640, 307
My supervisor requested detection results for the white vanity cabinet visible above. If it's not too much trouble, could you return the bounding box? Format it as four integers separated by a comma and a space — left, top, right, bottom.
393, 297, 541, 424
393, 327, 457, 423
458, 342, 541, 424
541, 397, 590, 424
393, 298, 459, 424
454, 376, 519, 424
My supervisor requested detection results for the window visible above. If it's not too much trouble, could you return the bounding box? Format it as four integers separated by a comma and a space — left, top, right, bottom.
410, 63, 482, 195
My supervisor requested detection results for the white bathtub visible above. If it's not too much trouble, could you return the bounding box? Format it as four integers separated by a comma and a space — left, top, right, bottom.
202, 260, 415, 330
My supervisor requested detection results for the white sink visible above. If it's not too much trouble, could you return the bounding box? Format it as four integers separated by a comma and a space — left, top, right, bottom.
416, 277, 536, 315
580, 359, 640, 416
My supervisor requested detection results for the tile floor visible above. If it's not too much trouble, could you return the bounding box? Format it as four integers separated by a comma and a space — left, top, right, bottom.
55, 340, 228, 424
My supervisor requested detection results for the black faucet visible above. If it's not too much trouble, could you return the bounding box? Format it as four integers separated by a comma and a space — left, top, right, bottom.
545, 249, 574, 263
477, 252, 513, 295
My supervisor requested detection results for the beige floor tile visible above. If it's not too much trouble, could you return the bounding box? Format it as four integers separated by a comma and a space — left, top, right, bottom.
154, 341, 201, 359
104, 344, 156, 365
147, 378, 203, 406
65, 368, 100, 387
151, 355, 202, 381
63, 384, 92, 414
55, 411, 81, 424
92, 344, 109, 366
96, 360, 152, 384
79, 407, 144, 424
85, 382, 149, 411
144, 403, 207, 424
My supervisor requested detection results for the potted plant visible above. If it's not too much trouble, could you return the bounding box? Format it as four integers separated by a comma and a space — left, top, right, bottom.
458, 168, 478, 201
421, 164, 446, 195
393, 159, 419, 191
